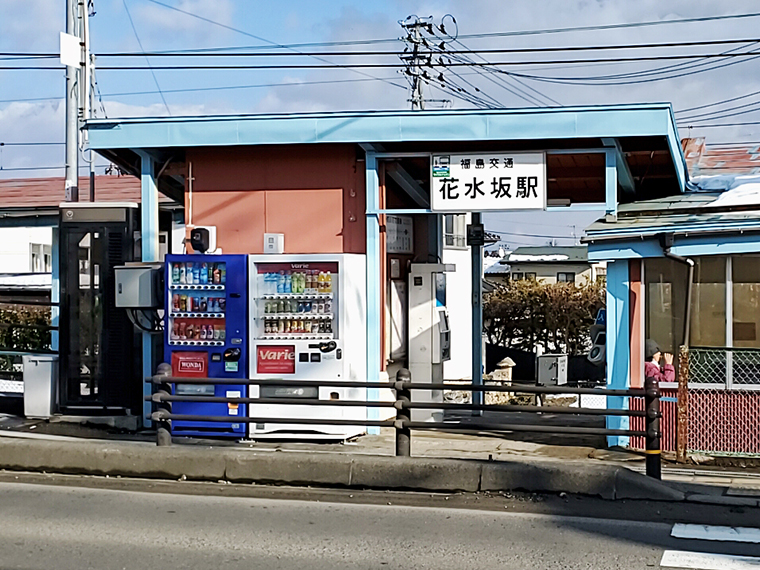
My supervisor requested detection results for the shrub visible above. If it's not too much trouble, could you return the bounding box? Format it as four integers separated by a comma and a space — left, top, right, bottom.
483, 278, 604, 355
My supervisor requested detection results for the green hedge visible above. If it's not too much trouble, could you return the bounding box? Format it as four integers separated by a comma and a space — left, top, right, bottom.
484, 279, 604, 356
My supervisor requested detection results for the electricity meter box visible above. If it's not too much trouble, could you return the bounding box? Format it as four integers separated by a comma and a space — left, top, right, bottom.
114, 263, 163, 308
164, 254, 249, 437
248, 254, 367, 439
537, 354, 568, 386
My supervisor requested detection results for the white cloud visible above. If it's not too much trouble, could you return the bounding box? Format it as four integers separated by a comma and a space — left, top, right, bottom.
132, 0, 235, 43
0, 0, 61, 50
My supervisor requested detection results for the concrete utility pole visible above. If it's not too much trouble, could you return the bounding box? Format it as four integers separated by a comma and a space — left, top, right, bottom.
399, 16, 431, 110
64, 0, 79, 202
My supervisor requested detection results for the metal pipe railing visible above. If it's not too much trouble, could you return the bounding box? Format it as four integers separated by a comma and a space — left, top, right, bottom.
146, 365, 661, 477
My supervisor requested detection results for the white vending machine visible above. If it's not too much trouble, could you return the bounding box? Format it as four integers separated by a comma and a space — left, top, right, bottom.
248, 254, 367, 439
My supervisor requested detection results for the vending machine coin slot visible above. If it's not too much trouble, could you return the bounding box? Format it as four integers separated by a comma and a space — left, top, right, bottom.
310, 353, 321, 362
299, 353, 309, 363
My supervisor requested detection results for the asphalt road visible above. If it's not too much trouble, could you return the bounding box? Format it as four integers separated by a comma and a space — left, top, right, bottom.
1, 476, 759, 570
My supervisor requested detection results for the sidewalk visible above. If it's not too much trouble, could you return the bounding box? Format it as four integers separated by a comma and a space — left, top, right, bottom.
2, 411, 759, 506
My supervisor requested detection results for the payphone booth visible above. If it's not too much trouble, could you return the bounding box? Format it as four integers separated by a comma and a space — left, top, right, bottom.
408, 263, 453, 422
58, 203, 141, 415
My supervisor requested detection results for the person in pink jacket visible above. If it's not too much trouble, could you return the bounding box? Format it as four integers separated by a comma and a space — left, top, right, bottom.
644, 339, 675, 382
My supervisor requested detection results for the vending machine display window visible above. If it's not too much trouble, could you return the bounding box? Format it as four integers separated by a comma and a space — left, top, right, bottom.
167, 260, 228, 346
253, 262, 339, 341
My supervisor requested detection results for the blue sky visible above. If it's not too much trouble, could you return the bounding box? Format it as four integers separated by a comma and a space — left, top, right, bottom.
4, 0, 760, 246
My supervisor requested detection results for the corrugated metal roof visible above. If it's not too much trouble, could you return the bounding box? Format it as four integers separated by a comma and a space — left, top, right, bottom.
682, 137, 760, 176
0, 176, 142, 209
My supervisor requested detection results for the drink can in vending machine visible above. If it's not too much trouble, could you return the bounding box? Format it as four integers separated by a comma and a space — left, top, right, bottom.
171, 321, 179, 340
200, 325, 207, 340
172, 294, 180, 312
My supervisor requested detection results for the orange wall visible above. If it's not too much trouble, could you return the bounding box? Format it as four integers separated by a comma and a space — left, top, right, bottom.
185, 144, 365, 254
629, 259, 643, 388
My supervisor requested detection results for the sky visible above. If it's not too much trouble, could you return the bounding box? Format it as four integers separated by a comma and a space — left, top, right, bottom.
3, 0, 760, 247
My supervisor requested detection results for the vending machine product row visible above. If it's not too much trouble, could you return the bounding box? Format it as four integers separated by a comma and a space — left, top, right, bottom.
164, 254, 248, 437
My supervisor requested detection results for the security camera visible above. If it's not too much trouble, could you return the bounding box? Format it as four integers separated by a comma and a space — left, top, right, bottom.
189, 227, 210, 253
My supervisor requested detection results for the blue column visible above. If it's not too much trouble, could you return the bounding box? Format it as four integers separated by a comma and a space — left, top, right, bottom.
365, 151, 381, 434
605, 148, 618, 219
606, 260, 630, 448
138, 151, 159, 428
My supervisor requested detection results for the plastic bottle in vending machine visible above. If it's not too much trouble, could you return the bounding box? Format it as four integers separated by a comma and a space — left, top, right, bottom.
171, 321, 179, 340
325, 271, 332, 293
285, 271, 292, 294
185, 262, 194, 284
317, 271, 325, 293
220, 263, 226, 285
277, 271, 285, 294
213, 264, 221, 285
200, 325, 207, 340
200, 263, 208, 284
192, 263, 200, 284
172, 263, 180, 284
179, 264, 186, 284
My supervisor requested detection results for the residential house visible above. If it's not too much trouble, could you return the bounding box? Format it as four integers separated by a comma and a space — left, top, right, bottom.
485, 245, 606, 285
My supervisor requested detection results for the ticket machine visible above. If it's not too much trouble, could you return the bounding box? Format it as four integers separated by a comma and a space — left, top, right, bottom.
408, 263, 454, 422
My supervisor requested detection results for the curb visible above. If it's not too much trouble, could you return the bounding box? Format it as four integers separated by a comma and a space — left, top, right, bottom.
0, 437, 705, 503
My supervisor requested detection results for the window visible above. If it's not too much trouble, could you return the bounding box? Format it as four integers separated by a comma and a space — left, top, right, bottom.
443, 214, 467, 248
732, 255, 760, 348
557, 272, 576, 283
644, 258, 688, 355
690, 257, 726, 347
511, 272, 524, 281
525, 272, 537, 281
30, 243, 52, 273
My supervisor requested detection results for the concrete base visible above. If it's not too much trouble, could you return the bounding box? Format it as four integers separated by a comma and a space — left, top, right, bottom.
51, 415, 140, 431
0, 437, 701, 504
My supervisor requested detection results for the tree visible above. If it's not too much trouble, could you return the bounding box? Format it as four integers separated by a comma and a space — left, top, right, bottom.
483, 279, 604, 355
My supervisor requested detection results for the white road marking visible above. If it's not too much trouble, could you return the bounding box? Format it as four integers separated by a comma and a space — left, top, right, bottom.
672, 524, 760, 544
661, 550, 760, 569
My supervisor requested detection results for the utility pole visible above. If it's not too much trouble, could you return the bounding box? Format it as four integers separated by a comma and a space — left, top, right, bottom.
399, 16, 431, 111
64, 0, 79, 202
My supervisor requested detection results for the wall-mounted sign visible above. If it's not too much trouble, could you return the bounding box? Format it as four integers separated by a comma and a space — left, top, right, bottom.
386, 215, 414, 254
431, 152, 546, 212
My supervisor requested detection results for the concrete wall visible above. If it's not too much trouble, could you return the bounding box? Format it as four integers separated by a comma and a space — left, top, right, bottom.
0, 227, 53, 273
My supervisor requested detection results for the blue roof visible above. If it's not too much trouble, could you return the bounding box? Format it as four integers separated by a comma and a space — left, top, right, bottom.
85, 104, 686, 194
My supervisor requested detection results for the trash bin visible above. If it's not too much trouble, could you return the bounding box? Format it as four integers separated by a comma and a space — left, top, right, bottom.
22, 355, 58, 419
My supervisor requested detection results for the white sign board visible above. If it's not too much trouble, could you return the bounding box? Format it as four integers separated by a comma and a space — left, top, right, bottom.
386, 215, 414, 254
59, 32, 80, 68
431, 152, 546, 212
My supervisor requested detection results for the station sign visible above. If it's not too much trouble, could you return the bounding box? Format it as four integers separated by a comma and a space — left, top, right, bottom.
431, 152, 546, 212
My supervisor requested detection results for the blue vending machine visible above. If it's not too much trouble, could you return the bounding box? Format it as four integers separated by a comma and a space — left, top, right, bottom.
164, 254, 248, 437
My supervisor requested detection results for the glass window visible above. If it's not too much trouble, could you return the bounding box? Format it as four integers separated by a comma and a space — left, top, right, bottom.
512, 272, 524, 281
525, 272, 537, 281
30, 243, 52, 273
732, 255, 760, 348
443, 214, 466, 248
690, 257, 726, 347
644, 258, 689, 355
557, 272, 575, 283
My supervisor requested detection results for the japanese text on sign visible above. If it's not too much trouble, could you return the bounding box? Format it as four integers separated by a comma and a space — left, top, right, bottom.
431, 152, 546, 212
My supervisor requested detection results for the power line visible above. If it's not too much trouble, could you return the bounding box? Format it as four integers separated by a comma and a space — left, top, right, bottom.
678, 121, 760, 128
0, 142, 65, 146
122, 0, 171, 116
143, 0, 406, 91
453, 11, 760, 40
12, 51, 760, 71
0, 165, 106, 172
8, 37, 760, 58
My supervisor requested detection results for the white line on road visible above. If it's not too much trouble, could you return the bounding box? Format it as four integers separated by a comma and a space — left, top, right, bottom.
672, 524, 760, 544
661, 550, 760, 569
